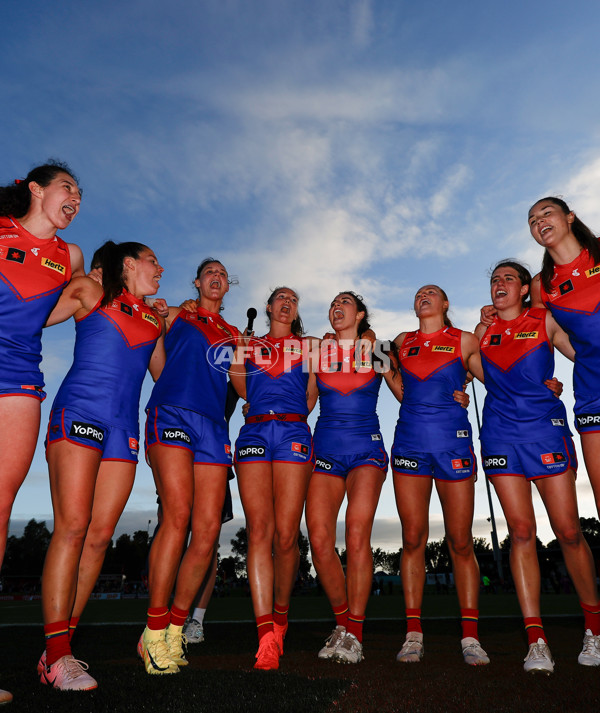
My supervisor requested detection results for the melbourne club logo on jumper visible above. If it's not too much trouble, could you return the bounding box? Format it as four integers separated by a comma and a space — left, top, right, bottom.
3, 247, 26, 264
483, 455, 507, 469
120, 302, 133, 316
540, 452, 566, 465
237, 445, 266, 459
70, 421, 105, 444
558, 280, 574, 296
489, 334, 502, 346
161, 429, 191, 444
393, 455, 419, 472
291, 442, 309, 456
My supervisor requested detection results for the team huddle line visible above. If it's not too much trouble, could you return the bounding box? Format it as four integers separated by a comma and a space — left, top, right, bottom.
1, 162, 600, 700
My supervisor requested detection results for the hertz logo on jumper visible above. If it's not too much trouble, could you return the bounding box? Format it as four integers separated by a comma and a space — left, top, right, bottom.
432, 345, 455, 353
586, 266, 600, 278
142, 313, 159, 328
41, 257, 66, 274
515, 331, 538, 340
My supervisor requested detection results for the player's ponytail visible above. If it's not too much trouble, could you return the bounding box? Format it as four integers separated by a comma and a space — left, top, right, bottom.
98, 241, 148, 306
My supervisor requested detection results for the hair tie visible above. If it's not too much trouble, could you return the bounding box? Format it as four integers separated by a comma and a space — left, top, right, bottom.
14, 179, 23, 185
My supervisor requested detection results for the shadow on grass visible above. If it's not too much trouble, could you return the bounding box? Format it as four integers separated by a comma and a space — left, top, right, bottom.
2, 618, 599, 712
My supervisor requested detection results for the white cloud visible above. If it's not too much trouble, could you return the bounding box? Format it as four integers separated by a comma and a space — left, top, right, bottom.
564, 156, 600, 233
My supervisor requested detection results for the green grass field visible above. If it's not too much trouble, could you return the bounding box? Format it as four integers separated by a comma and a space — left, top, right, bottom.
1, 595, 598, 712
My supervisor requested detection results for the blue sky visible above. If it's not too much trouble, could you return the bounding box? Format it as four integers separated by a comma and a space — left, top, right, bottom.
4, 0, 600, 553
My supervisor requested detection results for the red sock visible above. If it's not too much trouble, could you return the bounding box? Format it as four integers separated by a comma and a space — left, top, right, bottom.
333, 601, 349, 628
146, 606, 170, 631
68, 616, 80, 642
461, 609, 479, 640
406, 608, 422, 634
346, 613, 365, 643
256, 614, 274, 643
169, 605, 188, 628
580, 601, 600, 636
44, 620, 71, 667
524, 617, 547, 645
273, 602, 289, 628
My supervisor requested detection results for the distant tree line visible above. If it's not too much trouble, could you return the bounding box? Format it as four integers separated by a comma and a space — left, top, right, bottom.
3, 518, 599, 593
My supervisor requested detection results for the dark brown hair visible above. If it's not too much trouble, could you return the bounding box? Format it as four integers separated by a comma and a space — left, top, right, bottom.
266, 286, 304, 337
95, 241, 149, 306
0, 161, 79, 218
490, 259, 532, 307
530, 197, 600, 292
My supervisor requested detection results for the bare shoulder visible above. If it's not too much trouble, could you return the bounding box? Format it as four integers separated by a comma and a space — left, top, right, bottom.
530, 273, 543, 307
66, 242, 85, 277
393, 331, 408, 347
461, 330, 480, 353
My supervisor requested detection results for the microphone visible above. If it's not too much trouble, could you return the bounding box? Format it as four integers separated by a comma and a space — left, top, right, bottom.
246, 307, 257, 334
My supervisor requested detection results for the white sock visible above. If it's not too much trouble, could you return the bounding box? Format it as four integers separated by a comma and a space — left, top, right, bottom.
192, 607, 207, 624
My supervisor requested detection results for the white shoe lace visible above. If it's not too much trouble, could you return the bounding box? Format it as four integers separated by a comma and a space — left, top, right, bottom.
63, 657, 91, 680
400, 639, 423, 656
325, 627, 345, 649
581, 632, 600, 657
526, 641, 550, 663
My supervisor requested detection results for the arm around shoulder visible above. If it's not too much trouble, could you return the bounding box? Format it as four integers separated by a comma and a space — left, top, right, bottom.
546, 310, 575, 361
45, 275, 101, 327
462, 331, 484, 383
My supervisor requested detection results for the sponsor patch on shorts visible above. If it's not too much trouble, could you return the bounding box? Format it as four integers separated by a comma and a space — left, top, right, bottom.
576, 413, 600, 429
237, 445, 266, 459
315, 457, 334, 471
129, 438, 139, 451
291, 442, 309, 455
70, 421, 105, 444
371, 433, 382, 441
483, 455, 507, 469
540, 452, 566, 465
451, 458, 471, 470
456, 430, 469, 438
393, 455, 419, 472
161, 428, 191, 444
551, 418, 565, 427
